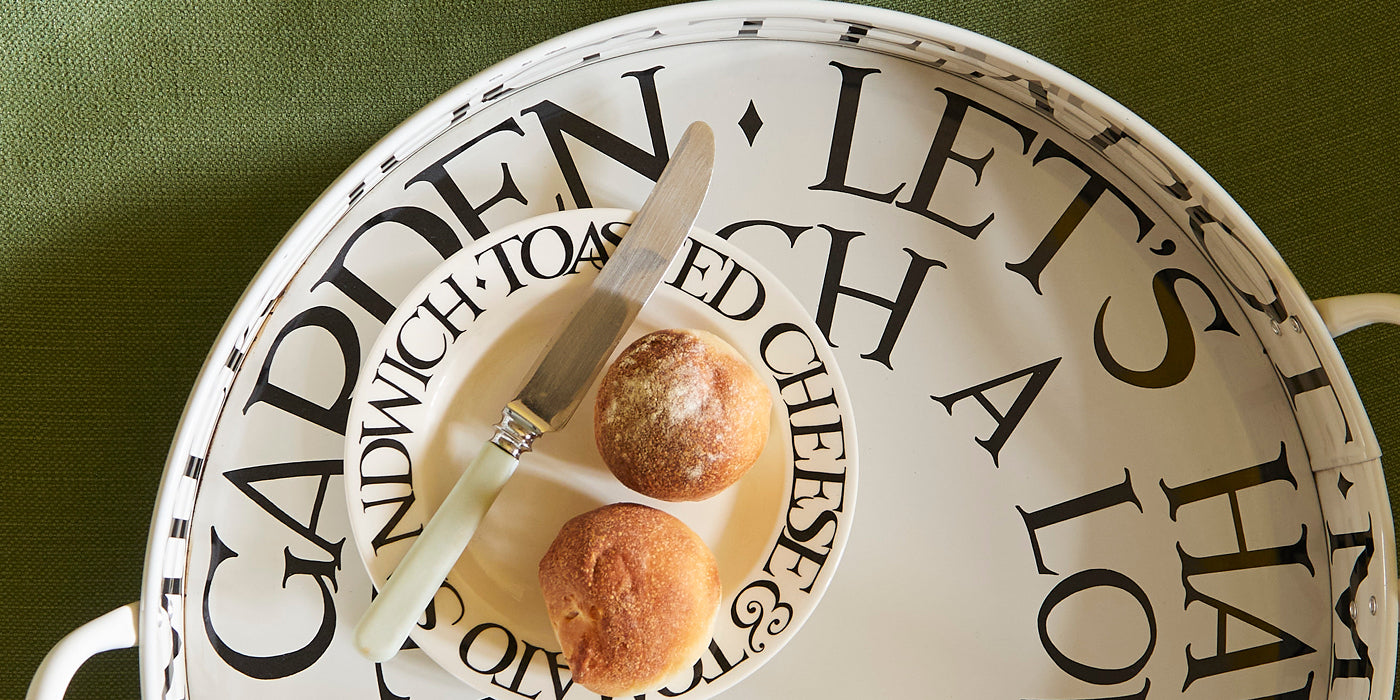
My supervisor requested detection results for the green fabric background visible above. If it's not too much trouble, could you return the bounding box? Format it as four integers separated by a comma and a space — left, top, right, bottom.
2, 0, 1396, 697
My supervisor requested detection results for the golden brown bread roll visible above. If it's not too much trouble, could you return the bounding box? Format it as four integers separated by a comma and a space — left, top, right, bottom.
538, 503, 721, 696
594, 328, 772, 501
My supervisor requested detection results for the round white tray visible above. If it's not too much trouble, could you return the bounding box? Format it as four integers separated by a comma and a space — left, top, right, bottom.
107, 3, 1395, 699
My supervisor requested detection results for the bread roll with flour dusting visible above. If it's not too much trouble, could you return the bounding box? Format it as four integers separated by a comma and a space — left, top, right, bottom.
538, 503, 720, 696
594, 328, 771, 501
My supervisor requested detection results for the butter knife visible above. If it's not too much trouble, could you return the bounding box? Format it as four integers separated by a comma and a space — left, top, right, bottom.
354, 121, 716, 663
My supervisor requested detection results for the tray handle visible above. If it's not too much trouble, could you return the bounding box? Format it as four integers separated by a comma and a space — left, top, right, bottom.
26, 602, 139, 700
1314, 293, 1400, 337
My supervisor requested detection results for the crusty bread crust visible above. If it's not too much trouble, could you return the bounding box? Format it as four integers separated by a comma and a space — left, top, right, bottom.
594, 329, 771, 501
538, 503, 720, 696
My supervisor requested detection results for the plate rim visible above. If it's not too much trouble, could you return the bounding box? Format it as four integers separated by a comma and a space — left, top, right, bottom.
340, 206, 861, 698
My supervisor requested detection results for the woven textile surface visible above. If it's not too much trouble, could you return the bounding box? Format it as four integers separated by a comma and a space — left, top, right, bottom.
3, 0, 1396, 697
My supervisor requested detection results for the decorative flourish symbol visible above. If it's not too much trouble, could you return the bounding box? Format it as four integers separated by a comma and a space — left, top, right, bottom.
1338, 472, 1354, 498
1149, 239, 1176, 256
730, 580, 794, 654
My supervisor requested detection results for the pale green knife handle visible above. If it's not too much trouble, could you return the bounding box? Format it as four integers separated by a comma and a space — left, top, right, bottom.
354, 437, 521, 662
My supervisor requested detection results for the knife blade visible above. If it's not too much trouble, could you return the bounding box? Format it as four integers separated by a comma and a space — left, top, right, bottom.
354, 121, 716, 663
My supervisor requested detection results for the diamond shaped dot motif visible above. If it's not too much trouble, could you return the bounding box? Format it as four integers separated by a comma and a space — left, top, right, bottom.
739, 100, 763, 146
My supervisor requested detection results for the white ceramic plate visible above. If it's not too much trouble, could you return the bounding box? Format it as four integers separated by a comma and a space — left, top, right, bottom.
342, 209, 857, 698
87, 3, 1393, 700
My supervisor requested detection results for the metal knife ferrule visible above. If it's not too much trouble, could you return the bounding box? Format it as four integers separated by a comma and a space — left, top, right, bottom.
489, 406, 543, 459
